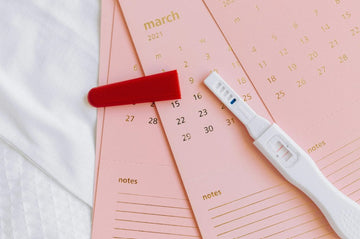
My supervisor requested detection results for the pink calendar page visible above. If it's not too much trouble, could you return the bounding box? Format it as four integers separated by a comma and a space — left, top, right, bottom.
203, 0, 360, 172
119, 0, 337, 238
204, 0, 360, 228
91, 1, 200, 238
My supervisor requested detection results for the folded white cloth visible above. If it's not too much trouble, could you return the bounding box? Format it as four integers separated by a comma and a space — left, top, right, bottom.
0, 0, 99, 206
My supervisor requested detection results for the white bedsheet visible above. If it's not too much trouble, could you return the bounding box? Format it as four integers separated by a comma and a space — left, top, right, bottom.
0, 0, 99, 205
0, 0, 100, 238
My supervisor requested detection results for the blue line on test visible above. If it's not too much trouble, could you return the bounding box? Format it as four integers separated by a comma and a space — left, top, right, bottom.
230, 98, 236, 104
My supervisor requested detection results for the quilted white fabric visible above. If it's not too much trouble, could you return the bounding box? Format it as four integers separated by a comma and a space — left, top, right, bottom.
0, 139, 91, 239
0, 0, 99, 206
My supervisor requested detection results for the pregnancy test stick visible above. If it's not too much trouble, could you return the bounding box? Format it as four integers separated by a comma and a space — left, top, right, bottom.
204, 72, 360, 239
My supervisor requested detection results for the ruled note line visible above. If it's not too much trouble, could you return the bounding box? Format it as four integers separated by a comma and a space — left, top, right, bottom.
326, 156, 360, 177
215, 203, 306, 236
211, 189, 292, 219
262, 218, 320, 238
320, 145, 360, 170
317, 136, 360, 162
115, 218, 196, 228
208, 184, 282, 211
348, 186, 360, 197
228, 212, 313, 238
115, 210, 192, 219
316, 232, 332, 238
112, 237, 136, 239
333, 167, 360, 184
214, 197, 301, 228
291, 225, 327, 238
118, 192, 186, 201
116, 201, 189, 210
340, 177, 360, 191
114, 228, 200, 238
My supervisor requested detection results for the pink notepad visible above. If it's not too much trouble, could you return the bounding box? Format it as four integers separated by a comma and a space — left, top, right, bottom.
91, 1, 200, 238
117, 0, 360, 238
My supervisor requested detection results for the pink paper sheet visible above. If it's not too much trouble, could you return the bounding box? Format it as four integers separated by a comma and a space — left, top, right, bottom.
92, 0, 360, 237
203, 0, 360, 235
91, 1, 200, 238
203, 0, 360, 162
117, 0, 360, 237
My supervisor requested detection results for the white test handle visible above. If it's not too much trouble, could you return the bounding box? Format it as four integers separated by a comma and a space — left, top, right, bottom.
204, 72, 360, 239
255, 124, 360, 239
